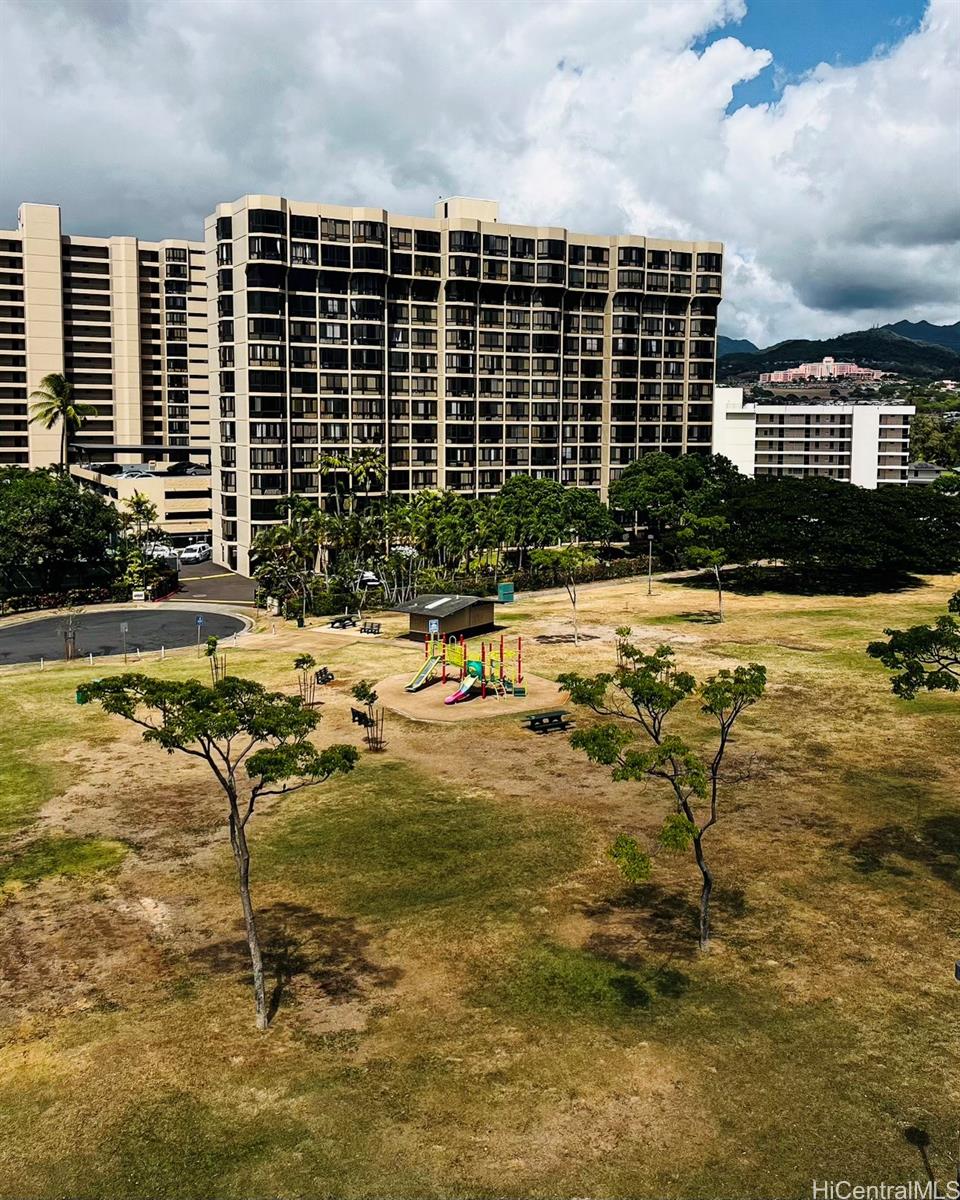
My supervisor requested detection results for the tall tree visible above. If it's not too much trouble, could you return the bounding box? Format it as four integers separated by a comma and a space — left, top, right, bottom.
28, 373, 98, 472
85, 674, 358, 1029
608, 453, 739, 564
0, 467, 119, 601
867, 590, 960, 698
560, 642, 766, 950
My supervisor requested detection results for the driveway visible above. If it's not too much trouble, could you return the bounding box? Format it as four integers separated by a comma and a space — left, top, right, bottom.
170, 562, 256, 605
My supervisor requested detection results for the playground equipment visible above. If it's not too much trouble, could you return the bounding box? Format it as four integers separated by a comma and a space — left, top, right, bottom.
483, 633, 525, 698
416, 632, 524, 703
405, 654, 440, 692
444, 674, 478, 705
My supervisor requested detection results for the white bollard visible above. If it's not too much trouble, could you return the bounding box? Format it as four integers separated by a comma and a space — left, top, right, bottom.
88, 653, 93, 666
40, 657, 44, 671
136, 647, 141, 661
161, 645, 165, 660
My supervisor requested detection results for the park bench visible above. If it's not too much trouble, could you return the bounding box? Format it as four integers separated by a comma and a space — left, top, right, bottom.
359, 621, 382, 635
329, 615, 357, 630
523, 709, 573, 735
314, 666, 335, 686
350, 706, 375, 729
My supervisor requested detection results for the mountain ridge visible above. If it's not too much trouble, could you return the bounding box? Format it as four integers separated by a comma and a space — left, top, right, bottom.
716, 327, 960, 381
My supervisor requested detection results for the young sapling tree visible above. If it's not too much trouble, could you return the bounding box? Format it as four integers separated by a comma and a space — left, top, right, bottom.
560, 640, 766, 950
86, 674, 359, 1029
530, 543, 597, 645
294, 653, 318, 706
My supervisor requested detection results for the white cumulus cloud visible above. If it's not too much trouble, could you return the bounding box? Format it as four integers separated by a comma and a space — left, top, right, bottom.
1, 0, 957, 344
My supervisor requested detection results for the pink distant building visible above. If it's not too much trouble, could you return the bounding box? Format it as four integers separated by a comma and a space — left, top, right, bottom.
759, 356, 884, 384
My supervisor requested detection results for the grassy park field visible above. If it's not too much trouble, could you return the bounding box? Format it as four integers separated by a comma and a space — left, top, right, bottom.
0, 572, 957, 1199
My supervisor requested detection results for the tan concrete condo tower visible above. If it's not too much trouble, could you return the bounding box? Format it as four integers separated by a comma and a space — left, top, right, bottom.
206, 195, 723, 573
0, 203, 209, 467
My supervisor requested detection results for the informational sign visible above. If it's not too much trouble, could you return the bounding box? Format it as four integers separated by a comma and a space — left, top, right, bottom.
196, 615, 205, 627
428, 618, 440, 635
119, 622, 129, 634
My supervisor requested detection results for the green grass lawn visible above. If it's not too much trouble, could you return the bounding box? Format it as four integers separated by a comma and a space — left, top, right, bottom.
0, 577, 957, 1199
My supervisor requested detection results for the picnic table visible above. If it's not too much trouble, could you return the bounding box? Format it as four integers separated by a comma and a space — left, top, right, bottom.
522, 709, 573, 734
350, 706, 375, 729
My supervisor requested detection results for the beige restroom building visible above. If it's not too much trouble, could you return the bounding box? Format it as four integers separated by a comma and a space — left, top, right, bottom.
206, 195, 723, 573
0, 202, 209, 468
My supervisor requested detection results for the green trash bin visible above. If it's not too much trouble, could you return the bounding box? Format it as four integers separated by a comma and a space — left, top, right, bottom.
498, 581, 515, 603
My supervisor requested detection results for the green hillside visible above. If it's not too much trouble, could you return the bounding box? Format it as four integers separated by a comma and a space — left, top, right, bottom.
717, 328, 960, 381
882, 320, 960, 354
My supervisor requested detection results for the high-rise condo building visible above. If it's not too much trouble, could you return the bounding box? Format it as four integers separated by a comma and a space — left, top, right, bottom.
207, 195, 723, 573
0, 202, 209, 469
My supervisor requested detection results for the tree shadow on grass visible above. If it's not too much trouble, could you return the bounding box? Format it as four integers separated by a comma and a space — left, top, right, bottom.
676, 610, 722, 624
188, 902, 402, 1020
580, 881, 749, 960
847, 813, 960, 891
583, 931, 691, 1002
666, 566, 929, 597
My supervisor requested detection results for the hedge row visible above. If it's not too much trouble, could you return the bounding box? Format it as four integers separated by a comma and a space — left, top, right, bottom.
0, 567, 179, 616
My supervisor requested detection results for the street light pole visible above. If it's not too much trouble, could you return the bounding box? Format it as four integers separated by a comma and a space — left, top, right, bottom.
647, 533, 654, 596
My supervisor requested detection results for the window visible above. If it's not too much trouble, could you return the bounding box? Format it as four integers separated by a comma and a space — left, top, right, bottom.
537, 239, 565, 260
216, 216, 233, 241
449, 230, 480, 253
249, 236, 284, 261
321, 244, 350, 269
511, 237, 535, 259
291, 214, 318, 239
353, 221, 386, 244
415, 230, 441, 253
291, 242, 318, 265
353, 246, 386, 270
483, 234, 508, 257
321, 218, 350, 241
165, 247, 187, 263
248, 209, 285, 234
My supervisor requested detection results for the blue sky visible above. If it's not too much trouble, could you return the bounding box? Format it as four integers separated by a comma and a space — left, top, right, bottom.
700, 0, 929, 109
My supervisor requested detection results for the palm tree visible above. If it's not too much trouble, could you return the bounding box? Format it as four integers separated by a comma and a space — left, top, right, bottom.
28, 373, 97, 472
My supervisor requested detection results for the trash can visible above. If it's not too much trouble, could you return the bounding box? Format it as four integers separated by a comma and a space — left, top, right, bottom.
497, 581, 515, 603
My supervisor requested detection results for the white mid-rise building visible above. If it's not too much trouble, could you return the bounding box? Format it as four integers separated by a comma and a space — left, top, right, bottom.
712, 387, 913, 487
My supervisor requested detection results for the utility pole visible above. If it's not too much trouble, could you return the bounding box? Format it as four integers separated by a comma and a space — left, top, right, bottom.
647, 533, 654, 596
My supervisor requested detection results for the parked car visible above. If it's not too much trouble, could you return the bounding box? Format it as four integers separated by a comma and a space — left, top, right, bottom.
145, 542, 177, 560
179, 542, 212, 564
165, 461, 210, 477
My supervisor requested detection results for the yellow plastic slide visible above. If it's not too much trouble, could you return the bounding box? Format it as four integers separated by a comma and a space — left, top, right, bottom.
405, 655, 440, 692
